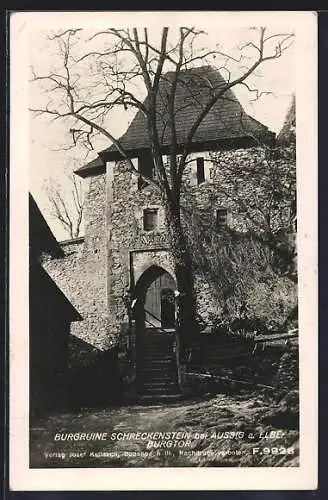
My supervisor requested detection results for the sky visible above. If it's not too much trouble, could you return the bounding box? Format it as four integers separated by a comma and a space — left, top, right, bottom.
27, 14, 296, 240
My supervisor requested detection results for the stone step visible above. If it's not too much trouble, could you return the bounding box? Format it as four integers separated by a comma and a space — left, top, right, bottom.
139, 360, 175, 366
138, 375, 177, 382
138, 364, 177, 370
140, 358, 175, 362
138, 358, 176, 364
138, 346, 175, 352
140, 362, 177, 369
138, 371, 178, 379
139, 332, 175, 337
137, 326, 179, 398
138, 380, 178, 387
138, 382, 179, 389
140, 340, 175, 345
139, 335, 174, 338
144, 328, 175, 333
141, 354, 175, 358
138, 381, 180, 389
140, 353, 175, 359
138, 388, 180, 396
140, 339, 175, 343
138, 366, 176, 373
139, 387, 180, 396
138, 366, 177, 374
138, 340, 175, 347
139, 341, 174, 345
138, 368, 176, 374
137, 373, 177, 380
138, 328, 175, 337
139, 346, 174, 351
137, 369, 178, 378
138, 375, 177, 380
137, 377, 178, 385
140, 358, 175, 363
141, 332, 175, 336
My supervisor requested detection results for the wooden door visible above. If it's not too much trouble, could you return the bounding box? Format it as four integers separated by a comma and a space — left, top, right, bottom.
144, 271, 175, 329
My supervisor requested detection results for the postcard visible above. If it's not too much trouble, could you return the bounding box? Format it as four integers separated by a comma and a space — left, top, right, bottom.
9, 10, 317, 491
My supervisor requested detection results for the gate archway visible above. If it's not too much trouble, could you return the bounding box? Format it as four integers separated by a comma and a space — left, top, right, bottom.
134, 265, 176, 330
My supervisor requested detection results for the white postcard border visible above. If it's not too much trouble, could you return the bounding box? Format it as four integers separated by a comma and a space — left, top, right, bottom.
9, 10, 318, 491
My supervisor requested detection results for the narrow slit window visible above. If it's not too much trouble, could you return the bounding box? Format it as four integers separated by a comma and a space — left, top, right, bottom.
143, 208, 158, 231
138, 152, 155, 190
196, 157, 205, 185
216, 208, 228, 231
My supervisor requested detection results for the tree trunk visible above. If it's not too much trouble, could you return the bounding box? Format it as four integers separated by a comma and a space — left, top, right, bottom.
165, 199, 198, 357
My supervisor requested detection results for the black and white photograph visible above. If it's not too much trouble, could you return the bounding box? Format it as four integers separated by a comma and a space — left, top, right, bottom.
9, 11, 317, 491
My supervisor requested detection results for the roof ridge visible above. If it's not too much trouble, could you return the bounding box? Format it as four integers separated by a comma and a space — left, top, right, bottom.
163, 64, 214, 76
75, 66, 273, 177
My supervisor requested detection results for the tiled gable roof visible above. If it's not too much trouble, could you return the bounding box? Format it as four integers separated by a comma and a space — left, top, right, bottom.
76, 66, 272, 177
108, 66, 270, 149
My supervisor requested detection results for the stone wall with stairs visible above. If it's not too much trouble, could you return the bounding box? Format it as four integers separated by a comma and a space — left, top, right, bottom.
136, 328, 180, 397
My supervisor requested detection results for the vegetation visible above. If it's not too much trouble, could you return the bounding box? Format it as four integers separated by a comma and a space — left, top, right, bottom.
184, 143, 297, 331
45, 172, 84, 239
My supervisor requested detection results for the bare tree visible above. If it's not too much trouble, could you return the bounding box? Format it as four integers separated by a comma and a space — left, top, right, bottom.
30, 26, 294, 351
45, 173, 84, 239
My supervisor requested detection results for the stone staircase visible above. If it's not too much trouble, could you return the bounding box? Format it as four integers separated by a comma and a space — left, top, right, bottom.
136, 327, 180, 397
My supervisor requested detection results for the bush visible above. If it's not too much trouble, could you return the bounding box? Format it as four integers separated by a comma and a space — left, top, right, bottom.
190, 231, 297, 331
184, 144, 297, 332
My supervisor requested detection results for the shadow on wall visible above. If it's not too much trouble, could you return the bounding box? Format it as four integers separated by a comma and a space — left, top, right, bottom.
67, 335, 124, 409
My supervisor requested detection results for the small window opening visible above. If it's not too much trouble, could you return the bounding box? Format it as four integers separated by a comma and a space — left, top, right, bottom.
216, 208, 228, 231
196, 157, 205, 185
143, 208, 158, 231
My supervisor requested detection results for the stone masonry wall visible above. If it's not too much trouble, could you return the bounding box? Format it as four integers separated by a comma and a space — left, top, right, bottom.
43, 144, 296, 359
106, 159, 173, 335
43, 174, 113, 364
107, 145, 296, 330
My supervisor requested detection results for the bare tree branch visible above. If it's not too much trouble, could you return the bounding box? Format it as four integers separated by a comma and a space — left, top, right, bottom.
45, 174, 85, 239
31, 26, 295, 337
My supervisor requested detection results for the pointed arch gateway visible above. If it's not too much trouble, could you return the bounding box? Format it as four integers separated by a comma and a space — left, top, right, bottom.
134, 265, 176, 330
133, 265, 180, 397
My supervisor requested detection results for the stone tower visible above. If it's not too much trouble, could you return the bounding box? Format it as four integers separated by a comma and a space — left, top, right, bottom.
44, 66, 274, 397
